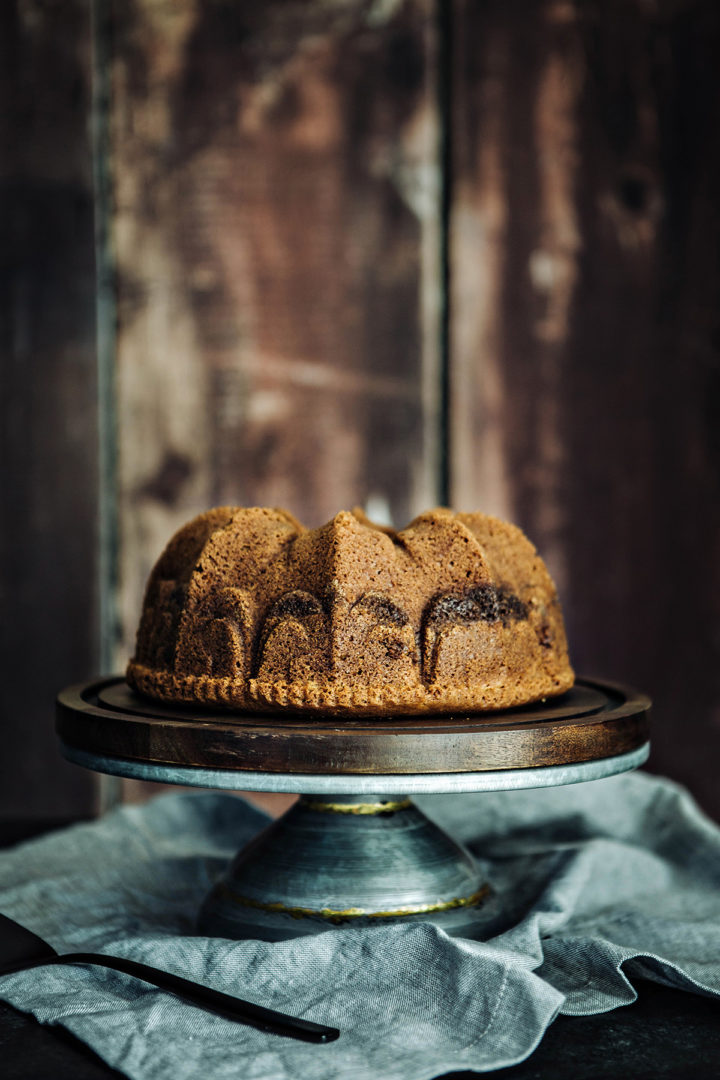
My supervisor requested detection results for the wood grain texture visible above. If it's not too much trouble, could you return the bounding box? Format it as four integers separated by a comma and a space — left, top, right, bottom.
4, 0, 719, 822
104, 0, 442, 807
57, 677, 650, 775
107, 0, 442, 673
0, 0, 98, 817
449, 0, 720, 817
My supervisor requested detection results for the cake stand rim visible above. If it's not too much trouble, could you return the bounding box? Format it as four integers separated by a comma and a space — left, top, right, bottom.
56, 675, 651, 793
58, 738, 650, 794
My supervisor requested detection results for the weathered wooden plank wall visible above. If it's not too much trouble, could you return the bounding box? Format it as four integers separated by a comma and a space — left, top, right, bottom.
105, 0, 441, 806
0, 0, 98, 818
1, 0, 718, 821
450, 0, 720, 816
108, 0, 442, 683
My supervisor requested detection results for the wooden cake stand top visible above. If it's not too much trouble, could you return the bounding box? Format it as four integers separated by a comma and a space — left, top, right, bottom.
56, 676, 650, 795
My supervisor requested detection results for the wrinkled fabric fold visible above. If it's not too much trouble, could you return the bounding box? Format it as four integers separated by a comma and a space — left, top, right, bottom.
0, 772, 718, 1079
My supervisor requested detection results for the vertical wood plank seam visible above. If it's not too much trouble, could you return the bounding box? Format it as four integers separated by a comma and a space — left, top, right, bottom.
437, 0, 452, 507
91, 0, 122, 813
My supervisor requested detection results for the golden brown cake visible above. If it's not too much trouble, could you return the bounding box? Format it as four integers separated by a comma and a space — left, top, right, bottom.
126, 507, 574, 715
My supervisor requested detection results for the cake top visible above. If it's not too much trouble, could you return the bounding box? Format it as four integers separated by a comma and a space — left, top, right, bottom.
127, 506, 574, 715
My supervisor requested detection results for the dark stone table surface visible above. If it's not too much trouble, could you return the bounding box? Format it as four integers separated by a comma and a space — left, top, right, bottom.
1, 821, 719, 1080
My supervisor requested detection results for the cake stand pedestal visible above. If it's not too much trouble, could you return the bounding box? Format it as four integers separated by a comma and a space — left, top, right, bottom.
56, 678, 650, 942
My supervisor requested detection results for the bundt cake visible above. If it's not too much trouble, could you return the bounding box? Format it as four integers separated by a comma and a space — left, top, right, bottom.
126, 507, 574, 715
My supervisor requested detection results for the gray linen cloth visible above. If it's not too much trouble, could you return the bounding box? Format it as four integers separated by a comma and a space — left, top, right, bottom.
0, 770, 719, 1079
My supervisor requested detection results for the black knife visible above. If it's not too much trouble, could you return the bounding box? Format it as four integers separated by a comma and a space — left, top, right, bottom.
0, 912, 339, 1043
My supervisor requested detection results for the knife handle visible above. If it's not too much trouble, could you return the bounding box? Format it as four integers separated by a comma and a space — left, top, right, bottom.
3, 952, 339, 1043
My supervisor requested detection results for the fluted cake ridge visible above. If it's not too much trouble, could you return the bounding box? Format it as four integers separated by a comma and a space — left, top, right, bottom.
126, 506, 574, 715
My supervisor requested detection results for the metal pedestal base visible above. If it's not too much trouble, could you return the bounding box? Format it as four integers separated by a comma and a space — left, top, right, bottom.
197, 794, 489, 941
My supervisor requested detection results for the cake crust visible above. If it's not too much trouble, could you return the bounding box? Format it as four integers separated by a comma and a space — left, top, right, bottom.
127, 507, 574, 716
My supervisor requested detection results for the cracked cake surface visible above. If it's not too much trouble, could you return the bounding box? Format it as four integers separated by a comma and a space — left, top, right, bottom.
126, 506, 574, 715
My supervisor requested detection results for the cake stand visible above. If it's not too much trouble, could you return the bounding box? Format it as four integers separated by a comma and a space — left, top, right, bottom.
56, 677, 650, 942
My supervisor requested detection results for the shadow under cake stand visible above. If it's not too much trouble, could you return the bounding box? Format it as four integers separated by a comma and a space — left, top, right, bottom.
57, 677, 650, 942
